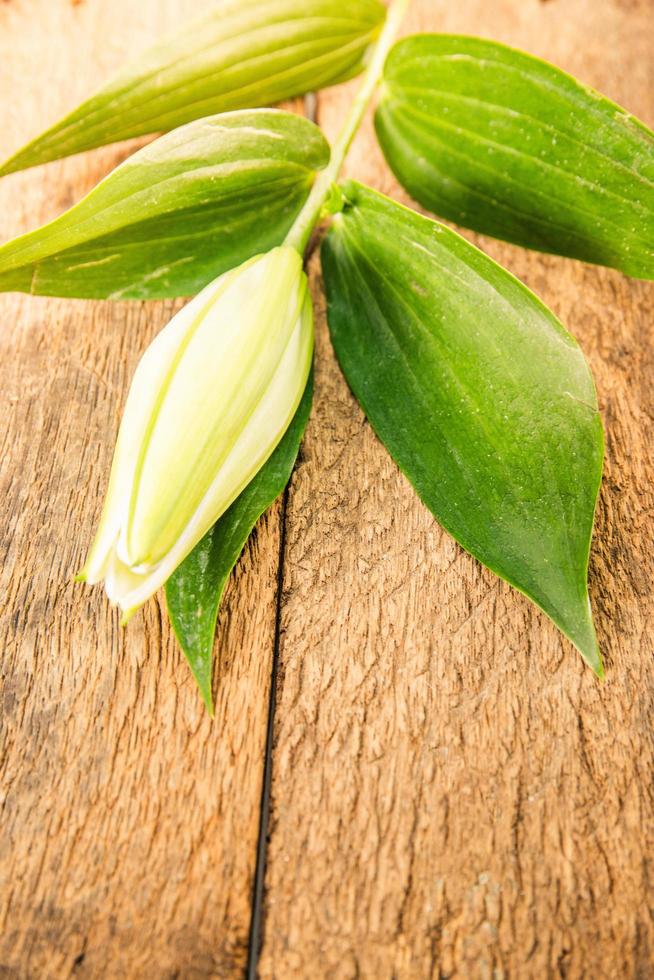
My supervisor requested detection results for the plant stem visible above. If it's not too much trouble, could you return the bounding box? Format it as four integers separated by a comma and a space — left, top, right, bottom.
284, 0, 410, 255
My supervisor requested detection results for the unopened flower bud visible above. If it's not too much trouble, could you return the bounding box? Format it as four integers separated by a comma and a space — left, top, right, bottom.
79, 246, 313, 620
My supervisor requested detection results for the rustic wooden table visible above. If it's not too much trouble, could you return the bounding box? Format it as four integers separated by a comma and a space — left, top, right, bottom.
1, 1, 653, 977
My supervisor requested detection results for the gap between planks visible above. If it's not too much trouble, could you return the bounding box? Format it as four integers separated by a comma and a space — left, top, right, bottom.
246, 484, 290, 978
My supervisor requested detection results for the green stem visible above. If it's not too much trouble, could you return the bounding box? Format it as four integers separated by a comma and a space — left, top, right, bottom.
284, 0, 410, 255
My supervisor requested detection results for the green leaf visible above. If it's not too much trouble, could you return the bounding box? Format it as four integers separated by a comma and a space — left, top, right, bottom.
0, 0, 385, 177
165, 373, 313, 714
0, 110, 329, 299
376, 34, 654, 278
322, 182, 604, 672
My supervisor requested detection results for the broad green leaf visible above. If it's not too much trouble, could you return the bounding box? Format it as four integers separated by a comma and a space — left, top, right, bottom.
376, 35, 654, 278
0, 111, 329, 299
0, 0, 385, 177
322, 182, 604, 671
165, 373, 313, 714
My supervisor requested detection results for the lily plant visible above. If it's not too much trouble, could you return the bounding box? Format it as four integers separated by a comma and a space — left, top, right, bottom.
1, 0, 652, 712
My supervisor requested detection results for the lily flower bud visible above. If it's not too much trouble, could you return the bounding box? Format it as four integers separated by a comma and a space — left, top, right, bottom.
78, 246, 313, 621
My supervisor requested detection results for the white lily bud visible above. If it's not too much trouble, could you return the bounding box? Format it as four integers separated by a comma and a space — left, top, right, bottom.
79, 246, 313, 621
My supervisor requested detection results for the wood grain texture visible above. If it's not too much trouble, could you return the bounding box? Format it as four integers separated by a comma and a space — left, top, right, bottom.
1, 1, 653, 979
0, 2, 279, 977
259, 1, 654, 978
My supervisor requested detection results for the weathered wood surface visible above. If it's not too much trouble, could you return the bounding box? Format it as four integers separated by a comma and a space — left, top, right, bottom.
260, 1, 654, 977
1, 1, 653, 978
0, 2, 279, 977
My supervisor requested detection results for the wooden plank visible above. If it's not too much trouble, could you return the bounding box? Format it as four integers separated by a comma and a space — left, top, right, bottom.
0, 3, 279, 976
259, 1, 654, 977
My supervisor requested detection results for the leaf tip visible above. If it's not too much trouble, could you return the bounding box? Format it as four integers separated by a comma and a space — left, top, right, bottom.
0, 150, 25, 179
176, 636, 214, 715
570, 612, 604, 679
589, 647, 606, 681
